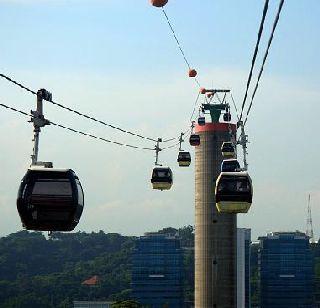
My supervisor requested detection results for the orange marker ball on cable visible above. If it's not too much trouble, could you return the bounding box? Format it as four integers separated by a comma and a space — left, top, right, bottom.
188, 69, 197, 78
150, 0, 168, 7
200, 87, 206, 94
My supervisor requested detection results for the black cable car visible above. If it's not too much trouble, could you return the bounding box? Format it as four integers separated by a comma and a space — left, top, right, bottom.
17, 168, 84, 232
151, 167, 173, 190
221, 141, 235, 158
189, 134, 200, 146
215, 171, 252, 214
177, 151, 191, 167
221, 159, 240, 172
198, 117, 205, 126
223, 112, 231, 122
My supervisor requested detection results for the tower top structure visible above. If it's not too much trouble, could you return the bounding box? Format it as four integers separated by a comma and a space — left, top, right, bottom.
200, 89, 230, 123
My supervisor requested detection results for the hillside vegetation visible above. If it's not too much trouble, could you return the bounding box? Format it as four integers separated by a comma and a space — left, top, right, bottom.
0, 226, 194, 308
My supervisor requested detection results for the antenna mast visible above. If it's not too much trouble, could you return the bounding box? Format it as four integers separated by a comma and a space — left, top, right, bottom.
306, 194, 315, 243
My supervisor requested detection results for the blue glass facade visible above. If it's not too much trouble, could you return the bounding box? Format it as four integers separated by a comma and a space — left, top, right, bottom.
259, 232, 313, 308
244, 229, 251, 308
131, 233, 183, 308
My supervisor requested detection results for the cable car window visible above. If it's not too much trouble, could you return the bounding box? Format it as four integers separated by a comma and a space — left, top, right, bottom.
38, 211, 71, 222
32, 180, 72, 196
76, 180, 84, 206
218, 178, 250, 193
221, 160, 240, 172
157, 171, 167, 178
237, 180, 250, 192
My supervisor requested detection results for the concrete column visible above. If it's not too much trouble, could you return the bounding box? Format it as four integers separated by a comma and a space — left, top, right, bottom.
195, 123, 237, 308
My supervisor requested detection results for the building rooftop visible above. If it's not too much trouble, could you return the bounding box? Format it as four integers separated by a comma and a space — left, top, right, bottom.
258, 230, 309, 240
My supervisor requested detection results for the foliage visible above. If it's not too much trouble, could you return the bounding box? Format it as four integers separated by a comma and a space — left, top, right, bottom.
111, 299, 141, 308
0, 227, 195, 307
0, 230, 135, 307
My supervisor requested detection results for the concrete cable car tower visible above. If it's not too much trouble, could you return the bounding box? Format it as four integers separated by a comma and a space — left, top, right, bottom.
194, 89, 237, 307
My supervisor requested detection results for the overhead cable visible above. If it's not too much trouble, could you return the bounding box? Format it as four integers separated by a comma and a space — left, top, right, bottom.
239, 0, 269, 121
244, 0, 285, 126
230, 93, 240, 121
0, 101, 185, 152
161, 8, 201, 87
0, 73, 163, 143
189, 91, 201, 122
163, 129, 191, 150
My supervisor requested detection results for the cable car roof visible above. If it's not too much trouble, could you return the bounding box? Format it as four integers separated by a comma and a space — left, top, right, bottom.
29, 167, 73, 173
218, 171, 250, 177
222, 158, 239, 163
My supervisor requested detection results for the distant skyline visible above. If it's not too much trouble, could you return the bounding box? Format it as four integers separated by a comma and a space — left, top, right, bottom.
0, 1, 320, 240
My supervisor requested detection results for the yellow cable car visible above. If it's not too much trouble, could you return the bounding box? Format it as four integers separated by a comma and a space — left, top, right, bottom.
151, 167, 173, 191
221, 141, 235, 158
177, 151, 191, 167
215, 171, 252, 213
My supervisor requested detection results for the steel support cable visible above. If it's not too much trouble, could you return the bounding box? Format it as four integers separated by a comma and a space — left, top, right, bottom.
0, 73, 37, 95
239, 0, 269, 121
0, 101, 175, 151
163, 125, 191, 143
161, 8, 201, 88
189, 91, 201, 122
244, 0, 285, 126
230, 93, 240, 121
0, 72, 192, 145
0, 73, 166, 143
163, 129, 191, 150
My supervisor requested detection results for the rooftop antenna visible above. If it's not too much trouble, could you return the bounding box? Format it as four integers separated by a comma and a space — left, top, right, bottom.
306, 194, 315, 243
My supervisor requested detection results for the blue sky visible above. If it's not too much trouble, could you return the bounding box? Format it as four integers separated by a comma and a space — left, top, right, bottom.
0, 0, 319, 77
0, 0, 319, 240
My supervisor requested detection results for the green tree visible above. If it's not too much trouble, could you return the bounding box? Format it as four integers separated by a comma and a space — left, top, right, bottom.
111, 299, 141, 308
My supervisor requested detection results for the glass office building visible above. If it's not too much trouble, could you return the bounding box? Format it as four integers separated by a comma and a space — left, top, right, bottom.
131, 233, 183, 308
237, 228, 251, 308
258, 231, 313, 308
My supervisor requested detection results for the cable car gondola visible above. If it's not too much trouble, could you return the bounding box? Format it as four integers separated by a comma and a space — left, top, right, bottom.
215, 171, 252, 214
189, 134, 200, 146
151, 167, 173, 190
17, 167, 84, 232
223, 112, 231, 122
221, 141, 235, 158
177, 151, 191, 167
221, 159, 240, 172
198, 117, 205, 126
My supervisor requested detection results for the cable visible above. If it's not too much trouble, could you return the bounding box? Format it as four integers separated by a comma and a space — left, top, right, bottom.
239, 0, 269, 121
0, 73, 37, 95
244, 0, 285, 126
161, 8, 201, 87
0, 100, 185, 152
1, 8, 202, 146
230, 93, 240, 121
0, 102, 30, 117
163, 129, 191, 150
0, 73, 165, 143
0, 72, 193, 145
0, 72, 194, 147
189, 91, 201, 122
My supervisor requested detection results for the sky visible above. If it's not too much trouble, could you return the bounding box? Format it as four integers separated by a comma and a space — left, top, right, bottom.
0, 0, 319, 241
